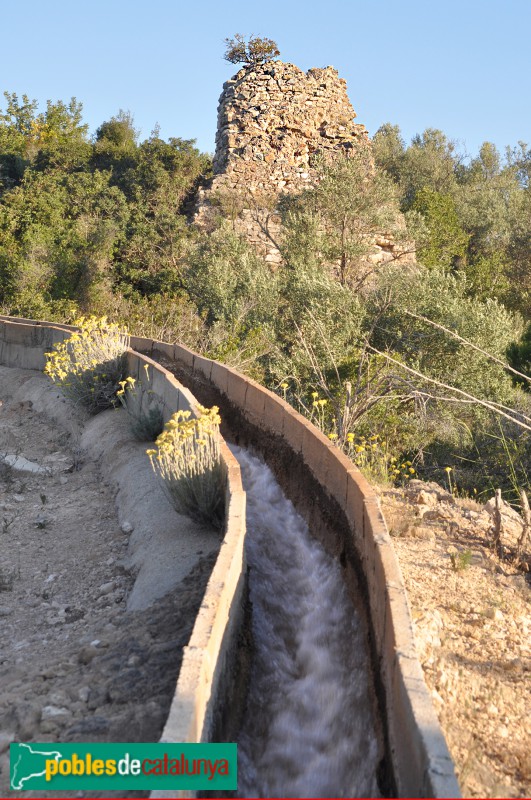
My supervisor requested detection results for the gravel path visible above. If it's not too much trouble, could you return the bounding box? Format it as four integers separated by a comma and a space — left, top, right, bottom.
0, 367, 216, 798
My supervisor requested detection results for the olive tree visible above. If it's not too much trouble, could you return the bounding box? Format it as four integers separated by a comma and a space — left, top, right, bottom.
223, 34, 280, 65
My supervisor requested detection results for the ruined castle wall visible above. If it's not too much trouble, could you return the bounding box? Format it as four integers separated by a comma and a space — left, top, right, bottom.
212, 61, 369, 192
195, 62, 371, 263
196, 60, 413, 268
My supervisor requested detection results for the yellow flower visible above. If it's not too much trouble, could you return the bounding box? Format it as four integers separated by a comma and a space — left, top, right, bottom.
445, 466, 452, 473
328, 433, 338, 440
409, 467, 415, 474
311, 391, 318, 399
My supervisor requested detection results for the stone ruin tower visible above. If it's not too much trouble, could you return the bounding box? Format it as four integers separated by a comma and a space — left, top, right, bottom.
195, 60, 408, 267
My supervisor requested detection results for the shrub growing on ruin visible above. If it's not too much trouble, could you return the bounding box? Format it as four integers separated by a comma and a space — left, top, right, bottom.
223, 34, 280, 65
44, 316, 129, 413
147, 405, 225, 530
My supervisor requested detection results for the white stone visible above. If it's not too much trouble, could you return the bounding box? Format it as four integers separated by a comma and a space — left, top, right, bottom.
97, 581, 115, 596
0, 453, 48, 474
78, 686, 90, 703
41, 705, 70, 719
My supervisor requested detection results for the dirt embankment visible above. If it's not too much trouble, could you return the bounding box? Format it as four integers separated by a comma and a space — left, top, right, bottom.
381, 481, 530, 799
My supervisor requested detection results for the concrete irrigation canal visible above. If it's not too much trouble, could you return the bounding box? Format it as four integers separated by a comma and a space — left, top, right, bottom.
232, 445, 381, 797
0, 316, 461, 798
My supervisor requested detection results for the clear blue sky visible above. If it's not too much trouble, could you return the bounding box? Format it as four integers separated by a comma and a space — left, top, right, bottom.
1, 0, 529, 158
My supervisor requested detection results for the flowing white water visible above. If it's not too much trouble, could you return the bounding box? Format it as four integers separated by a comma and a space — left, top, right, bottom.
231, 446, 381, 799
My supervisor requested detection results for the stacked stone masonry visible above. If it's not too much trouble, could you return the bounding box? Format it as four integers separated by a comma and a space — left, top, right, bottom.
213, 62, 369, 189
195, 61, 412, 267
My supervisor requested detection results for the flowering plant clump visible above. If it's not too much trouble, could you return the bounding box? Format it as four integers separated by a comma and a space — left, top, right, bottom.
343, 432, 416, 485
308, 391, 329, 430
44, 317, 130, 413
147, 405, 225, 530
278, 384, 417, 487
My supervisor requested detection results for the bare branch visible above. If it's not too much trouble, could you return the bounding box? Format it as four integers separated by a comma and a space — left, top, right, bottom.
366, 345, 531, 432
402, 309, 531, 385
515, 490, 530, 566
492, 489, 503, 557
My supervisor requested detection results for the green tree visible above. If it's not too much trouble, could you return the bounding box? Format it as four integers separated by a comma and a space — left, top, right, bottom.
454, 141, 522, 305
506, 141, 531, 189
185, 224, 277, 327
0, 92, 37, 151
0, 91, 212, 319
114, 135, 210, 295
183, 224, 278, 372
373, 126, 462, 210
400, 129, 461, 209
373, 126, 531, 312
281, 152, 406, 290
506, 187, 531, 316
507, 322, 531, 390
223, 34, 280, 65
91, 110, 139, 181
411, 187, 469, 268
371, 123, 406, 184
274, 237, 365, 386
0, 92, 38, 192
370, 265, 521, 403
0, 167, 128, 313
1, 92, 92, 196
32, 98, 90, 170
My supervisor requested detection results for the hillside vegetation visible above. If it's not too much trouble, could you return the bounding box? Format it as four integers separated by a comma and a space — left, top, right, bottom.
1, 90, 530, 518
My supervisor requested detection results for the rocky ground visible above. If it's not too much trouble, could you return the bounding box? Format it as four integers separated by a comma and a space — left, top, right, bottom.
380, 479, 530, 799
0, 369, 216, 798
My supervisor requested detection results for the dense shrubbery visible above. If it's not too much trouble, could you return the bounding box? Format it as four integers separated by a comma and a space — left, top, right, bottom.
2, 89, 530, 500
0, 91, 210, 319
372, 125, 531, 317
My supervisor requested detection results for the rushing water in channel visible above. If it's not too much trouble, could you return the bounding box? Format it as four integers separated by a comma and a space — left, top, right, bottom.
231, 445, 381, 798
